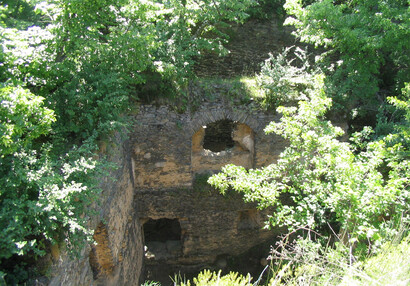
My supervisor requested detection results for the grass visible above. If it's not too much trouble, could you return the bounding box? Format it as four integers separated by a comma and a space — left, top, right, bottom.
267, 229, 410, 286
340, 236, 410, 286
238, 76, 265, 102
191, 76, 267, 109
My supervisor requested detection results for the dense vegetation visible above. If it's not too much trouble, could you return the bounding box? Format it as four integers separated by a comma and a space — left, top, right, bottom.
208, 0, 409, 284
0, 0, 408, 284
0, 0, 260, 283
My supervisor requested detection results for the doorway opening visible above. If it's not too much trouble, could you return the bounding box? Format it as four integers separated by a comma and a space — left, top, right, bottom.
143, 218, 183, 260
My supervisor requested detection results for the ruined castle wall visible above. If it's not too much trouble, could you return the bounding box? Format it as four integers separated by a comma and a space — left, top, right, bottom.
131, 101, 286, 189
131, 101, 288, 277
46, 100, 288, 285
48, 134, 144, 286
131, 105, 193, 188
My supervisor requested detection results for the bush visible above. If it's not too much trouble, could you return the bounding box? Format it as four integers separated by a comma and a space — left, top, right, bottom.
269, 227, 410, 285
256, 46, 314, 109
209, 75, 410, 251
0, 84, 106, 283
176, 270, 253, 286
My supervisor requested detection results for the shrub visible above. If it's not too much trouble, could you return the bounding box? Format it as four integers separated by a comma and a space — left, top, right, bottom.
177, 270, 253, 286
256, 46, 314, 109
0, 84, 105, 283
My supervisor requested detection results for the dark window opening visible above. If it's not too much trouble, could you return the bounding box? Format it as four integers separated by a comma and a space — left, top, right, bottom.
203, 119, 235, 152
144, 218, 181, 242
143, 218, 183, 260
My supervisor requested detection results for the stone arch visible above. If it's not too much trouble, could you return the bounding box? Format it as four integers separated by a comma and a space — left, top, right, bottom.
192, 121, 254, 153
191, 111, 255, 174
188, 108, 259, 136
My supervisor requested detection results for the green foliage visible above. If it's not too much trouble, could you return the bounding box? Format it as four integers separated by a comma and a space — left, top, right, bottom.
256, 46, 314, 109
269, 230, 410, 285
0, 0, 46, 29
0, 84, 55, 156
193, 173, 213, 192
348, 234, 410, 285
284, 0, 410, 120
383, 82, 410, 160
1, 0, 259, 141
270, 235, 348, 285
141, 281, 161, 286
192, 51, 318, 111
192, 76, 259, 108
246, 0, 286, 19
208, 3, 410, 275
0, 0, 262, 282
0, 83, 107, 283
176, 270, 253, 286
209, 75, 409, 248
205, 1, 409, 283
152, 0, 258, 92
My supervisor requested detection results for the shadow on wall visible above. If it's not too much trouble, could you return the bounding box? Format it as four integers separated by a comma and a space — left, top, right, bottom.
89, 222, 115, 280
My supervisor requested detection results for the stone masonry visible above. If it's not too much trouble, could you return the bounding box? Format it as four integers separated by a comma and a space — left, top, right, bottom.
131, 100, 288, 282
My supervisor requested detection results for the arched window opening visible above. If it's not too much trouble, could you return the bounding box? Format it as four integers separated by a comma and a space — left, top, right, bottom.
203, 119, 235, 152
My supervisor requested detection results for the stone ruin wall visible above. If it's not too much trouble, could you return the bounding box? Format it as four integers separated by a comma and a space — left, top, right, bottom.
131, 101, 285, 188
132, 101, 288, 280
47, 100, 287, 285
46, 98, 348, 285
